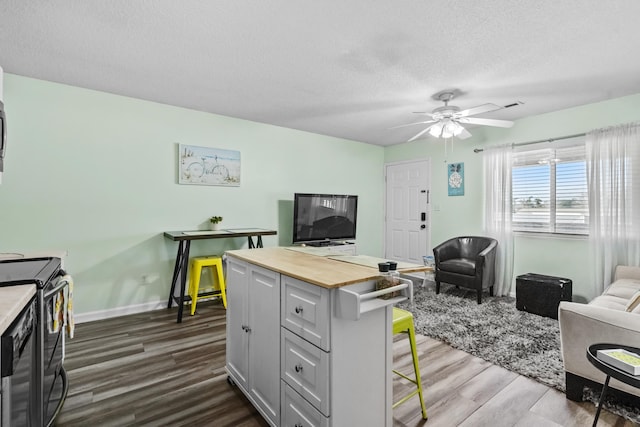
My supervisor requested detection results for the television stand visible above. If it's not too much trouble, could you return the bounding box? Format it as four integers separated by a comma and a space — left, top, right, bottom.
304, 240, 354, 247
297, 240, 357, 255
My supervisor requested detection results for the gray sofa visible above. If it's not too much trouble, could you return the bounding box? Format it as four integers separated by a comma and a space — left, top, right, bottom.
558, 265, 640, 401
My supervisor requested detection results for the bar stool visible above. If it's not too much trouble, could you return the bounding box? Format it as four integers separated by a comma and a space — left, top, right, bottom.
392, 307, 428, 420
188, 256, 227, 315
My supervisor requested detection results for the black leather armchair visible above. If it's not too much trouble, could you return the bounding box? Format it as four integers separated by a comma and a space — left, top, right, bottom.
433, 236, 498, 304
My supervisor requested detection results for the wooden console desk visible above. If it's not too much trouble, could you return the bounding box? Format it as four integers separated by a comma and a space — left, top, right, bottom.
164, 228, 277, 322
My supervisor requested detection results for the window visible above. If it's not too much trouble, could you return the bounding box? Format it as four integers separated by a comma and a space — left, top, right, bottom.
512, 138, 588, 234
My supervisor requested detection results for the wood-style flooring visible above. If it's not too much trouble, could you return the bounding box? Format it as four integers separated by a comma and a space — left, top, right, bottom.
56, 301, 634, 427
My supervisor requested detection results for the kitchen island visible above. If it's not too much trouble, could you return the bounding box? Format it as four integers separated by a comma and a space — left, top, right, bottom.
225, 247, 426, 427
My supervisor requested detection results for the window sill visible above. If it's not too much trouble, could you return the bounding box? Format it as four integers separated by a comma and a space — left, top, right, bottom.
514, 231, 588, 240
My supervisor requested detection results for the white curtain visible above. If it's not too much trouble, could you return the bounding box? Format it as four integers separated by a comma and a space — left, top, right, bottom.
483, 144, 514, 296
587, 122, 640, 294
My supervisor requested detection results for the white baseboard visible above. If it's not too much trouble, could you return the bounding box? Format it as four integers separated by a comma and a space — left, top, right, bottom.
75, 300, 167, 324
75, 288, 516, 324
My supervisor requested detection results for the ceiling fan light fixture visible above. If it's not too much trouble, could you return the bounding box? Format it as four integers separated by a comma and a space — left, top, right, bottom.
441, 127, 454, 139
437, 120, 465, 139
399, 89, 518, 143
429, 123, 443, 138
448, 121, 465, 137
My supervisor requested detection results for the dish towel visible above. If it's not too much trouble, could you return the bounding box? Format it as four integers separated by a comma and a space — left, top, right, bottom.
63, 274, 75, 339
50, 275, 75, 338
51, 290, 64, 333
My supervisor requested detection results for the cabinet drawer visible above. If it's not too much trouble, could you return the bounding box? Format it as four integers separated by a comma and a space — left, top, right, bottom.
281, 275, 331, 351
281, 329, 330, 416
282, 381, 329, 427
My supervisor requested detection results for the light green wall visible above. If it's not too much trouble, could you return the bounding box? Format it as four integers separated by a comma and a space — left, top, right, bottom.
4, 73, 639, 312
0, 74, 384, 315
385, 93, 640, 301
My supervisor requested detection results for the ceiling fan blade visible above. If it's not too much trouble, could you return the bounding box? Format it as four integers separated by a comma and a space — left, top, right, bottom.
457, 128, 473, 139
459, 117, 514, 128
408, 125, 437, 142
455, 103, 502, 118
388, 120, 436, 130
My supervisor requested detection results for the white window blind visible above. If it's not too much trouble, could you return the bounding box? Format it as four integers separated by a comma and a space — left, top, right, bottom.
512, 139, 588, 234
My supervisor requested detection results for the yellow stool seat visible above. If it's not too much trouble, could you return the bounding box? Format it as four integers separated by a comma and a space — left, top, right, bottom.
188, 256, 227, 315
392, 307, 428, 420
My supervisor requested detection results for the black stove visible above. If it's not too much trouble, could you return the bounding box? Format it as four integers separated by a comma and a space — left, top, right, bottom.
0, 257, 68, 427
0, 257, 61, 289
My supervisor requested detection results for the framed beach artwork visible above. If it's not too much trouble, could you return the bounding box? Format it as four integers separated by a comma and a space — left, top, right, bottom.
178, 144, 241, 186
447, 162, 464, 196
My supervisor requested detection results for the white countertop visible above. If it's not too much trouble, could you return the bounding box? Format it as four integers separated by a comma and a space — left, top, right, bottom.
0, 284, 36, 334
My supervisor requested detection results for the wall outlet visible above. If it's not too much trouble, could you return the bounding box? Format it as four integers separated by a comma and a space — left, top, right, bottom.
141, 274, 157, 284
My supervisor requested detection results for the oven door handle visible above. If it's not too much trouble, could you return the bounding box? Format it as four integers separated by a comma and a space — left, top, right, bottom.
44, 276, 70, 300
46, 367, 69, 427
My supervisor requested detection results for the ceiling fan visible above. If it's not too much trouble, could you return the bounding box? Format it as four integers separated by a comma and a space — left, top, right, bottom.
393, 89, 518, 142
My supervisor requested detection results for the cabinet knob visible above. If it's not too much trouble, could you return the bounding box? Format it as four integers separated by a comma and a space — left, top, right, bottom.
294, 364, 303, 373
295, 306, 303, 314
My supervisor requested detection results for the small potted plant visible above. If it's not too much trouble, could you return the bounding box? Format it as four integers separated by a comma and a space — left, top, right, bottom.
209, 216, 223, 231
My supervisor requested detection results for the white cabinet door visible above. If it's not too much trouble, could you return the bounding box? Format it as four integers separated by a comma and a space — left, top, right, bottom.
247, 265, 281, 426
226, 257, 249, 391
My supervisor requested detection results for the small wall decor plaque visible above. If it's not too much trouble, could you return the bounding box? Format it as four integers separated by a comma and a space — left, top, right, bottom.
179, 144, 240, 186
448, 162, 464, 196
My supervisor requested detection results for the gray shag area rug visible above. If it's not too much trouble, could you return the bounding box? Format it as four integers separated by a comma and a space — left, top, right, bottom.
397, 284, 640, 424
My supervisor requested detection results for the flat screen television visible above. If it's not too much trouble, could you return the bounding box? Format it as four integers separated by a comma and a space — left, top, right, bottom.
293, 193, 358, 244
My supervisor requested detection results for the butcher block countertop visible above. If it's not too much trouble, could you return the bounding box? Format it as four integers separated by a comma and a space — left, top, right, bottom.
226, 247, 428, 289
0, 284, 36, 334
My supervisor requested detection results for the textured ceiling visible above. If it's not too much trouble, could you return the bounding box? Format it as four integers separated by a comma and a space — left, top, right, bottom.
1, 1, 640, 146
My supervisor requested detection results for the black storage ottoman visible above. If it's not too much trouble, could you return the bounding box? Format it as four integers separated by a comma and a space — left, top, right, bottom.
516, 273, 572, 319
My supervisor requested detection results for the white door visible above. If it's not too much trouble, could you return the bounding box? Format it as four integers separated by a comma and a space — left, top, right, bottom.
384, 160, 431, 264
